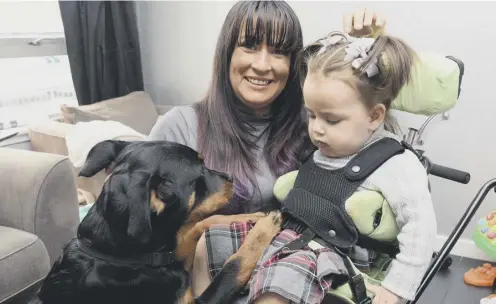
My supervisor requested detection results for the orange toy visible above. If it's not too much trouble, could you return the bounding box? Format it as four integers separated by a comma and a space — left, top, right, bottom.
464, 263, 496, 287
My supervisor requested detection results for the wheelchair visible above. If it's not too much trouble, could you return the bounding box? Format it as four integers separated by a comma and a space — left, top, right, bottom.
273, 52, 496, 304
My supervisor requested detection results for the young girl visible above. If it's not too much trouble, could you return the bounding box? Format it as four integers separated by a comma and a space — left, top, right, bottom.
204, 32, 437, 304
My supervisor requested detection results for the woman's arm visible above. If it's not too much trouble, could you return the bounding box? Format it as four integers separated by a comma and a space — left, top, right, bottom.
343, 8, 461, 116
343, 7, 387, 38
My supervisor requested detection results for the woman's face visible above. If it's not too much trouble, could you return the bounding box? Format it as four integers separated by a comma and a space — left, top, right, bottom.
229, 39, 290, 115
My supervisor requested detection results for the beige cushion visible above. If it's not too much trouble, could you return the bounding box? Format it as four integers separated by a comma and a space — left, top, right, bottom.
28, 99, 171, 205
28, 120, 148, 200
28, 121, 104, 199
0, 226, 50, 302
28, 120, 73, 156
75, 169, 108, 200
60, 91, 159, 134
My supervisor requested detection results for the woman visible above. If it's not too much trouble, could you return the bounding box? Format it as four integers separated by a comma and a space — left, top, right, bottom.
148, 1, 387, 301
148, 2, 383, 213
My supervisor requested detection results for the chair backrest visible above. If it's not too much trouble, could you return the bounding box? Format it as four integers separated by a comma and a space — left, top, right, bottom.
391, 52, 464, 116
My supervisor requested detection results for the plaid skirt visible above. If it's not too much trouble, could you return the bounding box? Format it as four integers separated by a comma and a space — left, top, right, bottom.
205, 221, 377, 304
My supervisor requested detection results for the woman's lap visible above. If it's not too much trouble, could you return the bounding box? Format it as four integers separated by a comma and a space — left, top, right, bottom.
204, 222, 350, 304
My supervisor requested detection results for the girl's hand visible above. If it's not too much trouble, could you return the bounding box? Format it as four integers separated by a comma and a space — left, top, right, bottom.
368, 284, 403, 304
343, 7, 387, 38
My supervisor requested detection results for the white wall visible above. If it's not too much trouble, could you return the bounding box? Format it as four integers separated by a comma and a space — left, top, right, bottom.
136, 1, 496, 243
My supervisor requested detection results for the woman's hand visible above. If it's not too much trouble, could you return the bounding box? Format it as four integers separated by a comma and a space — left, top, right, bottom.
367, 284, 403, 304
343, 7, 387, 38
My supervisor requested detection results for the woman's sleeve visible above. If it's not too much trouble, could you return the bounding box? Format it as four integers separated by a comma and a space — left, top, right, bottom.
147, 106, 191, 146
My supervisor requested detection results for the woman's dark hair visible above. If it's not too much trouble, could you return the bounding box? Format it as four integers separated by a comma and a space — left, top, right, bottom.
194, 1, 312, 204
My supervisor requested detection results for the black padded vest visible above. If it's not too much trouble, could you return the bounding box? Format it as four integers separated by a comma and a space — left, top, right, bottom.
281, 138, 405, 250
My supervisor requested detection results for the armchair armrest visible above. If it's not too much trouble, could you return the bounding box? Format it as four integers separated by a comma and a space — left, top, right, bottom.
0, 148, 79, 263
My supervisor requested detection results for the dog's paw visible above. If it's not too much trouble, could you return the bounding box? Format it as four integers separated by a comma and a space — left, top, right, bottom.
223, 211, 283, 287
242, 212, 266, 224
267, 210, 283, 229
201, 212, 266, 228
250, 210, 282, 239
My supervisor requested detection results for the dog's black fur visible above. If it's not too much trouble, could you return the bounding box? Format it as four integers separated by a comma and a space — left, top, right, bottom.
30, 140, 284, 304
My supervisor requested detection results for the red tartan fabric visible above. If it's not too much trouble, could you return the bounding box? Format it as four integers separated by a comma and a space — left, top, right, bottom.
205, 222, 350, 304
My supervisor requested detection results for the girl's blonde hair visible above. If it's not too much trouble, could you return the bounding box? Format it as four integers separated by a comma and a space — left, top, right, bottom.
298, 32, 416, 133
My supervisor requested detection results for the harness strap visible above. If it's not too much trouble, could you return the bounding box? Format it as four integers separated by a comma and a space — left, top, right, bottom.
345, 138, 405, 181
282, 231, 373, 304
283, 227, 317, 251
335, 247, 372, 304
356, 235, 400, 258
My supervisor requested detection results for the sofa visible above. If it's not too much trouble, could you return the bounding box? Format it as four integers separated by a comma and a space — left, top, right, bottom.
0, 91, 171, 303
28, 91, 172, 204
0, 148, 80, 303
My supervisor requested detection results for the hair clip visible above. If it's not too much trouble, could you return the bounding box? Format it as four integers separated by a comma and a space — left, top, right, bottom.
344, 38, 379, 77
316, 31, 347, 55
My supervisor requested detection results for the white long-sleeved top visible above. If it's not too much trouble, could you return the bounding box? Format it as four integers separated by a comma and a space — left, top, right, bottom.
313, 127, 437, 301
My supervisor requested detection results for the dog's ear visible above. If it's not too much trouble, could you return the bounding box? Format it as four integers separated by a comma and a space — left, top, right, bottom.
125, 172, 153, 245
202, 168, 231, 192
194, 168, 232, 202
79, 140, 130, 177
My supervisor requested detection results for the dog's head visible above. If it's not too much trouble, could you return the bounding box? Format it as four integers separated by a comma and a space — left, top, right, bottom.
77, 140, 233, 254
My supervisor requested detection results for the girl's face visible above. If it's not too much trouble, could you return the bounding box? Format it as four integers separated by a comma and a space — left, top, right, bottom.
303, 71, 383, 158
229, 35, 290, 116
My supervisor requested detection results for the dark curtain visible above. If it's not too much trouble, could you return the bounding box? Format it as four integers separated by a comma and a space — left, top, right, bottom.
58, 1, 144, 105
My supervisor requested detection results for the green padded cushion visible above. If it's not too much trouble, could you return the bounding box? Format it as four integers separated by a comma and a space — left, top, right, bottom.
273, 172, 399, 242
392, 52, 461, 116
345, 191, 399, 242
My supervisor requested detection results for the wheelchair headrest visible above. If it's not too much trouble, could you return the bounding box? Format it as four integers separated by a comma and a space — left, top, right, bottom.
391, 52, 464, 116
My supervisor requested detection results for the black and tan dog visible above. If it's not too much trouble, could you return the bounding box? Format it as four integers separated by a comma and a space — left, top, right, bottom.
30, 140, 282, 304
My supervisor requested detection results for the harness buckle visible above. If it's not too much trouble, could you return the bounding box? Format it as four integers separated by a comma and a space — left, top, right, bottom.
350, 273, 372, 304
358, 298, 373, 304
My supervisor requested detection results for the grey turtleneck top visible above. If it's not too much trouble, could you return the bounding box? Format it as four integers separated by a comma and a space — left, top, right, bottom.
147, 105, 276, 213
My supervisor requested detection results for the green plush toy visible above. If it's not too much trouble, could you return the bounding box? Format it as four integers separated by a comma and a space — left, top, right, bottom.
273, 170, 399, 245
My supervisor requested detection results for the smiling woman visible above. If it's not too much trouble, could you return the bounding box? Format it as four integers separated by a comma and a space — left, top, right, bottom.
195, 0, 309, 205
229, 38, 290, 115
228, 9, 298, 115
149, 1, 311, 214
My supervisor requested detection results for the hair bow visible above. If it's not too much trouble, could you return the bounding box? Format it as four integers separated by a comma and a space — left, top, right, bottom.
344, 38, 380, 77
317, 32, 347, 55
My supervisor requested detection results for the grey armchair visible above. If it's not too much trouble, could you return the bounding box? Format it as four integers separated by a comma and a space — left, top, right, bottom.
0, 148, 79, 303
